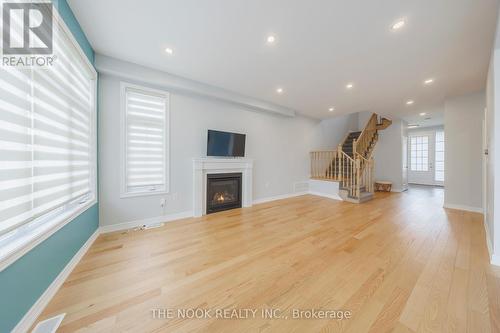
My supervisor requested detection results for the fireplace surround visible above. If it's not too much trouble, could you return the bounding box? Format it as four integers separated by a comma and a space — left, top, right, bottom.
193, 158, 253, 217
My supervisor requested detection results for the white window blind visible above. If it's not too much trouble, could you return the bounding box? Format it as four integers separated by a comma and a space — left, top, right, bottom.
122, 84, 169, 196
0, 16, 96, 237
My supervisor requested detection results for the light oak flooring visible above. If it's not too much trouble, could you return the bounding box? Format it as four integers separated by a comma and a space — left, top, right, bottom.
34, 186, 500, 332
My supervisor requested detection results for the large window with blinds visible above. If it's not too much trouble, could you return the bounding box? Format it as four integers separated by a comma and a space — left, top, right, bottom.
120, 83, 169, 197
0, 15, 97, 242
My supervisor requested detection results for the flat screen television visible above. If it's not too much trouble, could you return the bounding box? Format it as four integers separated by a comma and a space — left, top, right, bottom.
207, 130, 246, 157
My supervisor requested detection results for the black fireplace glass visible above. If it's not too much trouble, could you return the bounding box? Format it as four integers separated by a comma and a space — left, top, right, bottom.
206, 173, 242, 214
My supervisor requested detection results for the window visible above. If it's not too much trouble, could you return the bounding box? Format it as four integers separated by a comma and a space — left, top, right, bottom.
410, 136, 429, 171
435, 131, 445, 182
0, 15, 97, 240
121, 83, 169, 197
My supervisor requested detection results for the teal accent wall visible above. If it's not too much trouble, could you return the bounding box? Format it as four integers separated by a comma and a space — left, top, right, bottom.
53, 0, 95, 63
0, 1, 98, 332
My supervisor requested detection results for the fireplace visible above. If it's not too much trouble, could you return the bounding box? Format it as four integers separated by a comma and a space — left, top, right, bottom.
193, 158, 252, 217
206, 173, 242, 214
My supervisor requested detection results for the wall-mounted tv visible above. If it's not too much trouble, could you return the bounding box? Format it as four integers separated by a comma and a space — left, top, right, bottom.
207, 130, 246, 157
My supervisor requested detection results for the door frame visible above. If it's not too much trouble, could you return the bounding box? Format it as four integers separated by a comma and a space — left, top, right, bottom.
407, 127, 444, 186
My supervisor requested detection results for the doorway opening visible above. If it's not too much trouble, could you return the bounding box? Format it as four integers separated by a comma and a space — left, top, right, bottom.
408, 127, 445, 187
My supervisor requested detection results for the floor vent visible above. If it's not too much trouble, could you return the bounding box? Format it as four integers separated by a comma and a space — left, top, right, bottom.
32, 313, 65, 333
134, 222, 165, 231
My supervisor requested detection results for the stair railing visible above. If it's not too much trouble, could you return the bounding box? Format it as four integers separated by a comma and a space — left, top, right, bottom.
310, 112, 387, 201
310, 150, 339, 180
310, 148, 373, 199
339, 150, 356, 197
355, 153, 374, 195
353, 113, 378, 158
309, 148, 356, 196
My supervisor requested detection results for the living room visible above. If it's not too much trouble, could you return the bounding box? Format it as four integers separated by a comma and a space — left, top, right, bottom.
1, 0, 500, 332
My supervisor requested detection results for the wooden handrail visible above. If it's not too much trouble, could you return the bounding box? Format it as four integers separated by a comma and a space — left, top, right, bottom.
353, 113, 378, 158
340, 150, 355, 162
310, 149, 373, 199
310, 150, 338, 180
310, 113, 388, 201
355, 152, 368, 161
357, 114, 377, 144
354, 153, 374, 194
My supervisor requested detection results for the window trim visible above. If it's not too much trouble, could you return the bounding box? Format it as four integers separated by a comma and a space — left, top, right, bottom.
434, 130, 445, 183
120, 82, 170, 198
0, 9, 98, 272
409, 135, 430, 172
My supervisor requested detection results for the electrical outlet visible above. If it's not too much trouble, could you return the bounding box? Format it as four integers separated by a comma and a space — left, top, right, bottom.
160, 198, 166, 207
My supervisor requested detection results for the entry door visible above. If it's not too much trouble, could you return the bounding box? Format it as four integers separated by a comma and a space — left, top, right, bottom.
408, 133, 435, 185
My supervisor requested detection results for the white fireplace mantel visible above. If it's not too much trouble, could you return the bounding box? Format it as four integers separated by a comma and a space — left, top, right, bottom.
193, 157, 253, 217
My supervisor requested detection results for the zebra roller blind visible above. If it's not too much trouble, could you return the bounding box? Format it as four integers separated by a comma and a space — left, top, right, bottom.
0, 15, 96, 236
122, 84, 169, 196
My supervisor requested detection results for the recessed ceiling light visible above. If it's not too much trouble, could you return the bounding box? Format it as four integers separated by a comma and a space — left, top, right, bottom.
424, 78, 434, 85
165, 47, 174, 55
408, 124, 419, 129
276, 87, 284, 94
406, 100, 415, 105
391, 19, 406, 31
328, 107, 335, 112
346, 83, 354, 89
419, 112, 427, 116
267, 35, 276, 44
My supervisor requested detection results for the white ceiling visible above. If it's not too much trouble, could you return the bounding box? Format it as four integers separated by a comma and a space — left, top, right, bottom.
402, 106, 445, 128
68, 0, 498, 121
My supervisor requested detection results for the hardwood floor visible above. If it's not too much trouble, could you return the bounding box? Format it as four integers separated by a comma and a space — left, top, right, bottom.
34, 187, 500, 332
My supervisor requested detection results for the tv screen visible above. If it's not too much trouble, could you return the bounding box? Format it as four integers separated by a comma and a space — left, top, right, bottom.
207, 130, 246, 157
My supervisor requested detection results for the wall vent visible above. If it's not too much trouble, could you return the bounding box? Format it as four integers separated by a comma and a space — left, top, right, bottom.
294, 181, 310, 193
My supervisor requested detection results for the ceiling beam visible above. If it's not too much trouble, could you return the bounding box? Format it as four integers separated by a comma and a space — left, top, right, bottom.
95, 54, 296, 117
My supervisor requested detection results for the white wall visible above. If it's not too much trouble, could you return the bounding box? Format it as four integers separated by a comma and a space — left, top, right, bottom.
357, 111, 372, 131
486, 56, 495, 258
373, 119, 407, 191
486, 39, 500, 264
98, 65, 356, 227
443, 92, 485, 212
316, 115, 358, 150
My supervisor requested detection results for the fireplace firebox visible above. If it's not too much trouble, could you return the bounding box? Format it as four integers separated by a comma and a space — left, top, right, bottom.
206, 173, 242, 214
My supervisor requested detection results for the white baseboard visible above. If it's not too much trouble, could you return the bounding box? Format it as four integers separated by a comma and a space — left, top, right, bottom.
99, 211, 193, 234
484, 220, 493, 259
443, 203, 484, 214
483, 219, 500, 267
253, 190, 344, 204
13, 229, 99, 333
252, 191, 309, 205
308, 191, 342, 201
491, 253, 500, 266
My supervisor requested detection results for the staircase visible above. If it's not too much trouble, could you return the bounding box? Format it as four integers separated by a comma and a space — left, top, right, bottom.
310, 113, 392, 203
